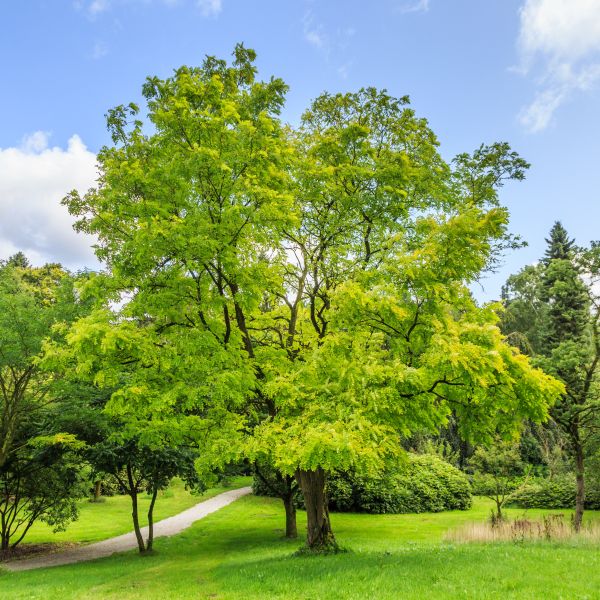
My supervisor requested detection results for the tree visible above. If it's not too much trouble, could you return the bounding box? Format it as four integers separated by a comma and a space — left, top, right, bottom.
89, 433, 202, 553
543, 221, 574, 264
0, 426, 86, 555
0, 257, 90, 470
469, 440, 528, 521
63, 47, 562, 552
62, 45, 296, 540
502, 223, 600, 530
248, 93, 561, 551
501, 265, 546, 355
0, 258, 96, 555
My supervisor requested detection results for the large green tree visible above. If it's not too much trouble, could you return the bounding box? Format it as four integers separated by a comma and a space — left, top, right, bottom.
0, 425, 86, 555
0, 256, 93, 554
63, 47, 561, 551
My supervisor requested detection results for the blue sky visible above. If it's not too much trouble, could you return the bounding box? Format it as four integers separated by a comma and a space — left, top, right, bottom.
1, 0, 599, 300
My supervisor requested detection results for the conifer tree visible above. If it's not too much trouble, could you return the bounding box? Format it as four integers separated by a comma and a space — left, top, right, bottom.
543, 221, 574, 263
503, 223, 600, 530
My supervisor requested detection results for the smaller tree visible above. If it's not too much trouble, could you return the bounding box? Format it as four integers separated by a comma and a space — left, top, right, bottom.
0, 257, 92, 469
0, 435, 86, 556
89, 433, 203, 553
469, 440, 529, 521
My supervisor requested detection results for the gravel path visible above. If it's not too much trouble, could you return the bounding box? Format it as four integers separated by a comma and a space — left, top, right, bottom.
3, 486, 252, 572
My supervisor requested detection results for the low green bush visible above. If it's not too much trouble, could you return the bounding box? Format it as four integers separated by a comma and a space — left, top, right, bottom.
335, 454, 472, 514
507, 475, 600, 509
252, 454, 472, 514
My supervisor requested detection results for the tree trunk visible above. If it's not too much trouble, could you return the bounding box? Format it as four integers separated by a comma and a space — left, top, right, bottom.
146, 486, 158, 552
127, 464, 146, 553
283, 493, 297, 539
495, 499, 503, 522
574, 444, 585, 532
296, 468, 336, 551
130, 491, 146, 553
93, 480, 102, 502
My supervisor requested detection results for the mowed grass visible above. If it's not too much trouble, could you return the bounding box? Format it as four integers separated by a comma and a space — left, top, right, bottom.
3, 493, 600, 599
22, 475, 252, 544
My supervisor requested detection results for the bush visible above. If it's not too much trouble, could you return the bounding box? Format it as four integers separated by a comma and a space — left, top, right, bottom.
253, 454, 472, 514
507, 475, 600, 509
341, 454, 472, 514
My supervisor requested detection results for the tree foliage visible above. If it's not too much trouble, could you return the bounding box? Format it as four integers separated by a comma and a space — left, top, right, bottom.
89, 433, 203, 552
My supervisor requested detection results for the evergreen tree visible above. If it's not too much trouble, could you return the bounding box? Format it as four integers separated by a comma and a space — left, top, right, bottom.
543, 221, 574, 263
502, 223, 600, 530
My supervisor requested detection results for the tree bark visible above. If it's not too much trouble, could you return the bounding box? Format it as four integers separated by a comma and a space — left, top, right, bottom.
574, 443, 585, 532
296, 468, 336, 551
283, 493, 297, 539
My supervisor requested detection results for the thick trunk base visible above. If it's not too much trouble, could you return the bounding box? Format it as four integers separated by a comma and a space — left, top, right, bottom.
296, 468, 338, 552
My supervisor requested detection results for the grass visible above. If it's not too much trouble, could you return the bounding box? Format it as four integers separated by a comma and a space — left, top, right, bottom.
2, 494, 600, 599
21, 475, 252, 544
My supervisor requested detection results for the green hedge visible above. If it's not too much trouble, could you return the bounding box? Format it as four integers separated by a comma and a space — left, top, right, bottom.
508, 476, 600, 509
253, 454, 472, 514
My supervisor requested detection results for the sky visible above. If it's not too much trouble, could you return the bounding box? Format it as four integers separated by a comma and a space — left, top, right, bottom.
1, 0, 600, 301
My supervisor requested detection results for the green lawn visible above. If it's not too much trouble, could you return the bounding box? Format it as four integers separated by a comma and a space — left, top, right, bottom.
22, 475, 252, 544
2, 493, 600, 599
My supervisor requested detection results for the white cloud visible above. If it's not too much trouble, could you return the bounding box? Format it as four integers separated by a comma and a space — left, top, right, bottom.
303, 10, 327, 49
21, 131, 50, 153
92, 41, 109, 59
0, 134, 99, 271
398, 0, 429, 14
305, 30, 325, 48
197, 0, 221, 17
89, 0, 110, 15
337, 61, 352, 79
518, 87, 565, 132
517, 0, 600, 131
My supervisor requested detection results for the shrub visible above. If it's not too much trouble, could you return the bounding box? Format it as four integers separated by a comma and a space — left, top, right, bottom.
359, 454, 472, 514
253, 454, 472, 514
508, 475, 600, 509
